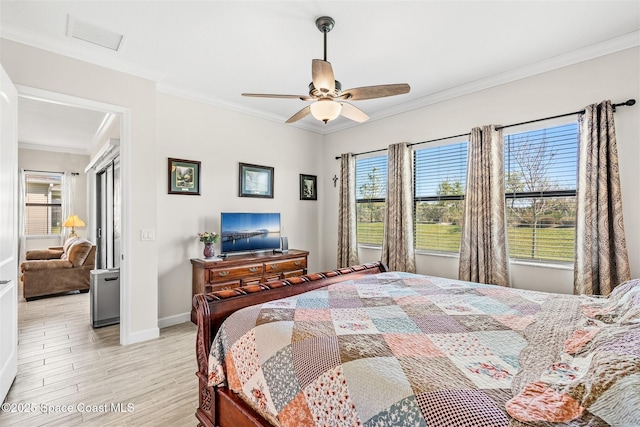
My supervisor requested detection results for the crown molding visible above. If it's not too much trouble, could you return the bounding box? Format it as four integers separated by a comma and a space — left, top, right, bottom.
0, 23, 163, 82
322, 30, 640, 134
4, 21, 638, 136
156, 83, 327, 134
18, 141, 90, 155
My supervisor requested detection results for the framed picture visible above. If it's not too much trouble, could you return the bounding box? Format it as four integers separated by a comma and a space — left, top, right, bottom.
168, 158, 201, 195
239, 163, 274, 198
300, 174, 317, 200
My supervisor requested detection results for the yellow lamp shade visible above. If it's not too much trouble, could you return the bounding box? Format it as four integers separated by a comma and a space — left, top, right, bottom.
63, 215, 85, 237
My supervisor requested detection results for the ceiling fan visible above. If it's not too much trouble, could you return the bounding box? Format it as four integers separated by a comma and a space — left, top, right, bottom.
242, 16, 410, 124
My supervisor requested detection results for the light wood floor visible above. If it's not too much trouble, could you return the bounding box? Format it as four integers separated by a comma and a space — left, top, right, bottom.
0, 287, 198, 426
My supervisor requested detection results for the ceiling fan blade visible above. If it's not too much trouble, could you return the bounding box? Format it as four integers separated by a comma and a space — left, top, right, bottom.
312, 59, 335, 94
340, 102, 369, 123
242, 93, 312, 101
285, 105, 312, 123
340, 83, 410, 100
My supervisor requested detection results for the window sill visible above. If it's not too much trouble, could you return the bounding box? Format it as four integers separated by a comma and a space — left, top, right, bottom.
509, 259, 573, 271
359, 245, 574, 271
416, 249, 460, 259
358, 244, 382, 250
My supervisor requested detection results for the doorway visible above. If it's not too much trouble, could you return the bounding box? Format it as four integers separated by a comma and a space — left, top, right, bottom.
16, 85, 130, 345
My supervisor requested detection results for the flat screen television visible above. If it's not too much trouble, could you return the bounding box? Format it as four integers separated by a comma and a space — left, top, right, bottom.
221, 212, 281, 254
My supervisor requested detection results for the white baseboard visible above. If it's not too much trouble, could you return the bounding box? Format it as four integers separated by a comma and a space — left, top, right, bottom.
124, 327, 160, 345
158, 312, 191, 329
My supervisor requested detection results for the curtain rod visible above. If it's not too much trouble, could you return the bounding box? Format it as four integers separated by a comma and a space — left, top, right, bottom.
335, 98, 636, 160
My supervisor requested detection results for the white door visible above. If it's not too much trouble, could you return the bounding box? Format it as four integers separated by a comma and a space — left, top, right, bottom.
0, 64, 19, 402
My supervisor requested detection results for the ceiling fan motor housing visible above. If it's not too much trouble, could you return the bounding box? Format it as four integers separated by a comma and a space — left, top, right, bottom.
308, 80, 342, 98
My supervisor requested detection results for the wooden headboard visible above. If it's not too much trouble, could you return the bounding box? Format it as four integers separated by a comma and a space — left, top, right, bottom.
192, 261, 387, 427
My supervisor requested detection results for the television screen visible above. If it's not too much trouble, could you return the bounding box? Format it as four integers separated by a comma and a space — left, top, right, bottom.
221, 212, 281, 254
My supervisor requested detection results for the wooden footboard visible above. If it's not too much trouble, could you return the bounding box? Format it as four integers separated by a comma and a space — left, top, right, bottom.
193, 262, 386, 427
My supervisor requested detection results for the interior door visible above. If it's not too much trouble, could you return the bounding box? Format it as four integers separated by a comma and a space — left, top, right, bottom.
0, 65, 19, 402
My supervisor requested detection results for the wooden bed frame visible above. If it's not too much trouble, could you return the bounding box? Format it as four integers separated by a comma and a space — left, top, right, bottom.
192, 261, 386, 427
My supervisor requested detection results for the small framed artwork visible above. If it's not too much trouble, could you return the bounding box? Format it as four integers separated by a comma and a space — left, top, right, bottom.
239, 162, 274, 198
300, 174, 317, 200
168, 158, 201, 195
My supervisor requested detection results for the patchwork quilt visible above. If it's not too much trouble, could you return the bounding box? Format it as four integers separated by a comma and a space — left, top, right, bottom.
208, 272, 640, 427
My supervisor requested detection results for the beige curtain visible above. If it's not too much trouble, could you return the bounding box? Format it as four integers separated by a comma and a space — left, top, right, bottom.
61, 172, 76, 242
459, 126, 510, 286
337, 153, 359, 268
381, 142, 416, 273
574, 100, 630, 295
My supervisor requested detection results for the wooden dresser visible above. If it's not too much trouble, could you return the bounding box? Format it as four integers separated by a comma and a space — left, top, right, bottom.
190, 249, 309, 323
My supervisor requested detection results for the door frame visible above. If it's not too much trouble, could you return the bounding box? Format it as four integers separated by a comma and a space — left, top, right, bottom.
16, 85, 132, 346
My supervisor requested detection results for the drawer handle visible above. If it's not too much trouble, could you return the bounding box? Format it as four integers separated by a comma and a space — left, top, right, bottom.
249, 267, 260, 273
294, 261, 302, 266
270, 265, 277, 270
218, 271, 229, 277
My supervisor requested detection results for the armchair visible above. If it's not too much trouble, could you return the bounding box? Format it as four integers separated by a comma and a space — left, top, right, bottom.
21, 237, 96, 300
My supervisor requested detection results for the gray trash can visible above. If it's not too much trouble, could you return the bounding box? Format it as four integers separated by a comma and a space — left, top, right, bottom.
90, 268, 120, 328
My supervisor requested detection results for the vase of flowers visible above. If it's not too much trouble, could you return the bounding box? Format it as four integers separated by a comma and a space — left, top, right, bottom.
198, 232, 220, 259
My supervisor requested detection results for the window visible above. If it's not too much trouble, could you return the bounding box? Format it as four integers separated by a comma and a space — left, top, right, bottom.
355, 155, 387, 245
353, 122, 577, 264
24, 171, 63, 236
504, 123, 578, 262
414, 141, 468, 253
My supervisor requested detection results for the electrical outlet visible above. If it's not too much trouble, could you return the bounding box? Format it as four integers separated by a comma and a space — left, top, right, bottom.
140, 229, 155, 241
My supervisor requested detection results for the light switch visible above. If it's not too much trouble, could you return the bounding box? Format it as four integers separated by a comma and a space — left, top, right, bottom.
140, 229, 155, 241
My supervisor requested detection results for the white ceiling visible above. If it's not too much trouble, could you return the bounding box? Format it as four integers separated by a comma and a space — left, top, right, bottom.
17, 97, 111, 155
2, 1, 639, 153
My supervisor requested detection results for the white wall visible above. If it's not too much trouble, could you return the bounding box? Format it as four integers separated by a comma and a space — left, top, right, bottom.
2, 38, 638, 337
18, 148, 90, 250
322, 47, 640, 294
155, 93, 324, 323
2, 39, 159, 343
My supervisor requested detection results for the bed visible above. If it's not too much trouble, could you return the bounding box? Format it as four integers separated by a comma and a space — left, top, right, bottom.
193, 262, 640, 427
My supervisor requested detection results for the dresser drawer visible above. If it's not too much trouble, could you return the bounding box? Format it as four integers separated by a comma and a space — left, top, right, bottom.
207, 263, 264, 283
265, 257, 307, 274
191, 251, 309, 325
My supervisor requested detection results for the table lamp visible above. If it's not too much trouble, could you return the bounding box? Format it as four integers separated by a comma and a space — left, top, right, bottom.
63, 215, 85, 237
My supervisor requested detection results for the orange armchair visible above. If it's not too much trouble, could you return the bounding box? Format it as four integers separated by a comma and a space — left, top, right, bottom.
21, 237, 96, 300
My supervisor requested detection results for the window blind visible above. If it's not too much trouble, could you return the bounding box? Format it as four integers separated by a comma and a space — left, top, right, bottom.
24, 171, 63, 236
355, 155, 387, 245
504, 123, 578, 262
414, 141, 468, 252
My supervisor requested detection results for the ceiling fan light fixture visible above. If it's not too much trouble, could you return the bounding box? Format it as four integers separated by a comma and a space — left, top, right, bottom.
310, 99, 341, 124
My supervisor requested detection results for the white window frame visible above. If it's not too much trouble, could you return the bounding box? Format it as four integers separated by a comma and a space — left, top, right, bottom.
24, 170, 64, 238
